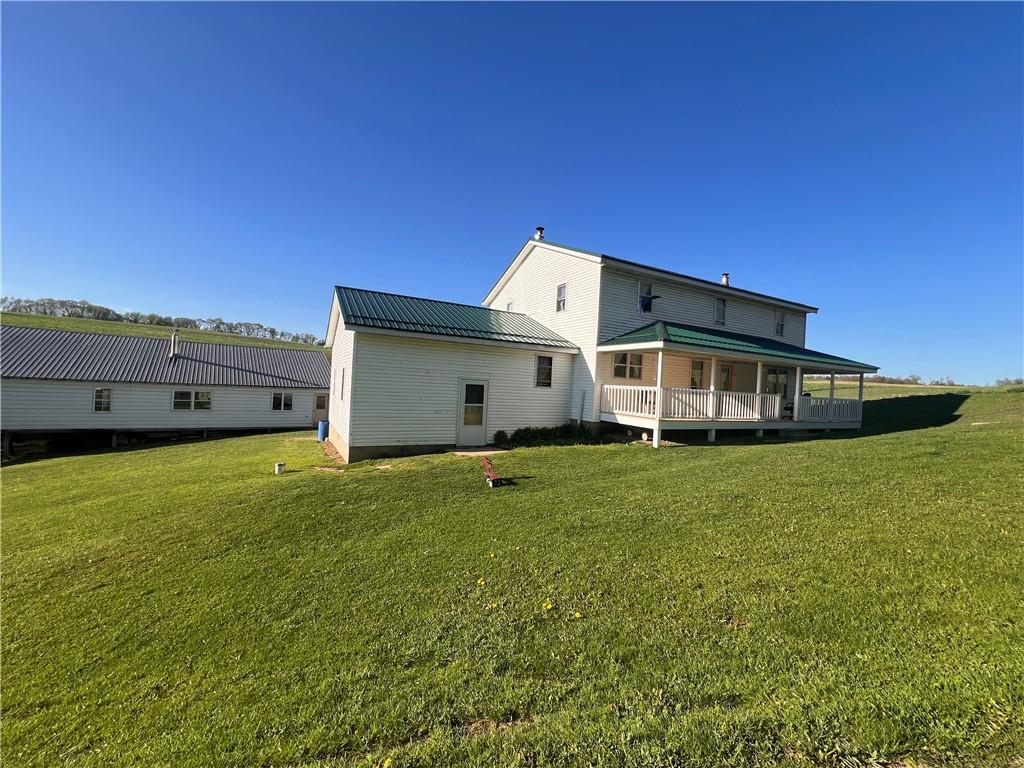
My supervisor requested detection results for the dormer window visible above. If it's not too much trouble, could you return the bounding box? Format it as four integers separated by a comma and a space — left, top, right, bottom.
714, 298, 726, 325
774, 311, 785, 336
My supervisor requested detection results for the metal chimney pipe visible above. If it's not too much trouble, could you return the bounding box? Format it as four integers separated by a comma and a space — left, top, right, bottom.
721, 272, 730, 286
534, 226, 545, 241
169, 329, 179, 359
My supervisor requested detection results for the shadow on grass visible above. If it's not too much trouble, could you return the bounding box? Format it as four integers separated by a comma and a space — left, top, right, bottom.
854, 393, 969, 437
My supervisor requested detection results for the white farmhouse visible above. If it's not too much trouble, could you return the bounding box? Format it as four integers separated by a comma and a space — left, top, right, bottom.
0, 326, 330, 448
325, 229, 877, 462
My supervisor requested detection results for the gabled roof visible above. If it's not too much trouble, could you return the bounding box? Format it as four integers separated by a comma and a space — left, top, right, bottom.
333, 286, 576, 349
0, 326, 331, 387
599, 320, 877, 372
483, 238, 818, 313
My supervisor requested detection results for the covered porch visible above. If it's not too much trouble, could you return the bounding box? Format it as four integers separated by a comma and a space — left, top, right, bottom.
596, 321, 878, 446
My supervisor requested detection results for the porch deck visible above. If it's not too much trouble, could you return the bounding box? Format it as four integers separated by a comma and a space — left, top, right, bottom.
600, 384, 864, 438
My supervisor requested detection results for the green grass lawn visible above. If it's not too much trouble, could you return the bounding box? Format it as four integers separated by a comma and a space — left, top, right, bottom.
2, 393, 1022, 767
0, 312, 326, 354
803, 380, 991, 400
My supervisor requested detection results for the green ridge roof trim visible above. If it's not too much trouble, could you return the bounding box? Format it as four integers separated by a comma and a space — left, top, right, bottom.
335, 286, 577, 348
600, 320, 877, 371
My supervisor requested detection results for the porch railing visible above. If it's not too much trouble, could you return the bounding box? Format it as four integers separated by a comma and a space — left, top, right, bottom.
601, 385, 783, 421
799, 396, 862, 422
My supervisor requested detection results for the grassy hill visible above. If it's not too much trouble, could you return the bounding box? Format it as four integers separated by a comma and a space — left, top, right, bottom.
2, 392, 1022, 766
0, 311, 326, 353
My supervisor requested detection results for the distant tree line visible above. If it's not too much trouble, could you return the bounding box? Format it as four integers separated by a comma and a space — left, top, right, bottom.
805, 373, 967, 386
1, 297, 323, 345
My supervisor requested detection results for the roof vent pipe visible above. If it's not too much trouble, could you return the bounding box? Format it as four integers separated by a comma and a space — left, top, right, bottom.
721, 272, 730, 286
534, 226, 545, 241
169, 328, 179, 360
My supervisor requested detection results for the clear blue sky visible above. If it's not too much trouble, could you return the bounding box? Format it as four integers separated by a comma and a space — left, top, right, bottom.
3, 2, 1021, 382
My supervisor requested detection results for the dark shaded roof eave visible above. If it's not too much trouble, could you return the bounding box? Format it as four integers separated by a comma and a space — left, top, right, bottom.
599, 320, 877, 371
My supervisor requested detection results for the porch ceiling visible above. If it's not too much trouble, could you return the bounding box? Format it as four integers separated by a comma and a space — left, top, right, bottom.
598, 321, 878, 373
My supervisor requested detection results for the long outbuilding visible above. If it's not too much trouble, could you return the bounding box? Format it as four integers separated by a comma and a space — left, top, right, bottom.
0, 325, 330, 444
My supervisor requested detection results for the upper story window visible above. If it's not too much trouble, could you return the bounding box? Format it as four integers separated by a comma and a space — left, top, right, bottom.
714, 298, 726, 325
272, 392, 293, 411
506, 302, 513, 312
555, 283, 567, 312
638, 281, 656, 314
535, 355, 553, 387
613, 352, 643, 379
93, 388, 111, 412
774, 311, 785, 336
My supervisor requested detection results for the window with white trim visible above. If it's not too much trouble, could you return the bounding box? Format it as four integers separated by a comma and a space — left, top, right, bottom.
638, 281, 655, 313
774, 311, 785, 337
172, 391, 212, 410
714, 298, 726, 325
272, 392, 293, 411
690, 361, 704, 389
764, 368, 789, 396
93, 388, 111, 412
613, 352, 643, 379
535, 355, 553, 387
555, 283, 566, 312
506, 302, 513, 312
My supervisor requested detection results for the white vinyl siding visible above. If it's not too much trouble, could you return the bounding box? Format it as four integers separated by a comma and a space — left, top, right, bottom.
348, 334, 574, 447
328, 327, 356, 447
0, 379, 322, 430
485, 244, 602, 422
598, 269, 807, 346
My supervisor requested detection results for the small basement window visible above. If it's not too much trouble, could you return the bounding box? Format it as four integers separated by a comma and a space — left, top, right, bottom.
93, 388, 111, 412
535, 355, 553, 387
272, 392, 294, 411
613, 352, 643, 380
556, 283, 566, 312
774, 311, 785, 336
714, 298, 726, 325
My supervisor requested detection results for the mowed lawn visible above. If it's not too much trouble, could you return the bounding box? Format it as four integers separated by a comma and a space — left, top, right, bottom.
2, 393, 1022, 767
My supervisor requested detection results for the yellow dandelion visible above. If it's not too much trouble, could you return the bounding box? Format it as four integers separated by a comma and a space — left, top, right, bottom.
476, 578, 486, 588
542, 600, 554, 612
487, 602, 498, 610
573, 611, 582, 620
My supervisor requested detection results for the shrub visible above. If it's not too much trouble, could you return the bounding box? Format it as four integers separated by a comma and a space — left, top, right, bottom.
493, 430, 509, 447
505, 423, 600, 447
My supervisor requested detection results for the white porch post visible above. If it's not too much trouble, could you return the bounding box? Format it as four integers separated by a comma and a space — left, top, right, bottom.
793, 365, 802, 422
828, 371, 836, 422
709, 356, 718, 420
653, 349, 664, 448
755, 360, 764, 420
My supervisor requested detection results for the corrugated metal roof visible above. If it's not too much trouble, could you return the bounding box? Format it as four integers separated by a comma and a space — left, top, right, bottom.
600, 320, 877, 371
0, 326, 330, 387
336, 286, 577, 348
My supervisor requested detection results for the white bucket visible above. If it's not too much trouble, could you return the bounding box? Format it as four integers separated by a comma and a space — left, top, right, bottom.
274, 462, 286, 475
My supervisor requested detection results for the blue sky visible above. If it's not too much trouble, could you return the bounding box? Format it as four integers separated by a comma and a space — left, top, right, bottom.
3, 2, 1021, 382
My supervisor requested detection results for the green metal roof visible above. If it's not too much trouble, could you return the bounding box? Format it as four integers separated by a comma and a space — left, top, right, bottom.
600, 321, 877, 371
335, 286, 577, 349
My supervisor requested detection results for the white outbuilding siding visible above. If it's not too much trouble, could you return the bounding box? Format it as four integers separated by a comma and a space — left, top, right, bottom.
346, 333, 574, 450
485, 243, 603, 422
328, 328, 355, 449
0, 379, 326, 431
598, 268, 808, 346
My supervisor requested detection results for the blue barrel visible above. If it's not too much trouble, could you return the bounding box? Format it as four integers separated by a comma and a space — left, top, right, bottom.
317, 420, 329, 442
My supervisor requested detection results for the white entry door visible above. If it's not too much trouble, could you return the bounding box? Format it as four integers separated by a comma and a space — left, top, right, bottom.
457, 379, 488, 446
